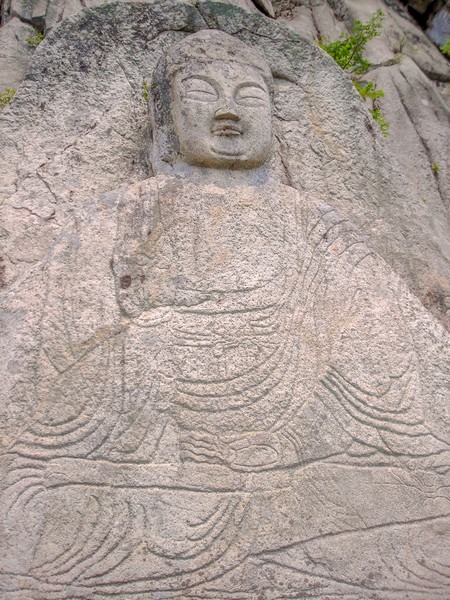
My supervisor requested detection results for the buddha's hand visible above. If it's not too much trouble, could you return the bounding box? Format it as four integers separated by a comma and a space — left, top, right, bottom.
180, 431, 297, 471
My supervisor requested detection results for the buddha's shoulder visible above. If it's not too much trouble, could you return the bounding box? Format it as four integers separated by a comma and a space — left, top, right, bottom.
277, 184, 365, 241
276, 183, 342, 223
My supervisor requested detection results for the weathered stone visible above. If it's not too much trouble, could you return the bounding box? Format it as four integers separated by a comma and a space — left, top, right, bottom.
0, 17, 35, 89
427, 6, 450, 46
275, 0, 450, 325
0, 3, 449, 598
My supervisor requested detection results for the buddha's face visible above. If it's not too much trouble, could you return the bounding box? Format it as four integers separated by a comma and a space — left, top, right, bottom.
171, 61, 272, 169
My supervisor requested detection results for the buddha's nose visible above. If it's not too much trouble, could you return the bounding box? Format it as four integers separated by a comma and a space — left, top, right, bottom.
214, 106, 240, 121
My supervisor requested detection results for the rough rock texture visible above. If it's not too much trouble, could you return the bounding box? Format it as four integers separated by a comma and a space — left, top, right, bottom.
427, 7, 450, 46
274, 0, 450, 325
0, 1, 449, 598
0, 0, 103, 89
0, 16, 36, 89
0, 0, 267, 90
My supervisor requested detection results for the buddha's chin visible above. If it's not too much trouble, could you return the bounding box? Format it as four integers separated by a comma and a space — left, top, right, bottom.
182, 146, 267, 170
210, 138, 244, 157
211, 147, 244, 158
207, 146, 267, 170
210, 147, 245, 166
208, 155, 261, 170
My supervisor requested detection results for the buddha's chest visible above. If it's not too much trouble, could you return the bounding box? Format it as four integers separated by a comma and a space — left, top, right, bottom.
157, 183, 297, 294
128, 184, 303, 431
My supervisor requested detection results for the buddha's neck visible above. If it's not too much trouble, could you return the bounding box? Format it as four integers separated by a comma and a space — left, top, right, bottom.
155, 160, 275, 190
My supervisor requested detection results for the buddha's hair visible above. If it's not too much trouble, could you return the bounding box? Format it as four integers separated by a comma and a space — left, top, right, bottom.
150, 30, 273, 163
161, 29, 272, 91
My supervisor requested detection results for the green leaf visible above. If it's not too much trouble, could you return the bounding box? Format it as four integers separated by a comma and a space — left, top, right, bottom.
354, 81, 384, 101
25, 31, 45, 47
0, 88, 16, 107
440, 39, 450, 57
318, 10, 384, 75
370, 108, 389, 137
318, 10, 389, 137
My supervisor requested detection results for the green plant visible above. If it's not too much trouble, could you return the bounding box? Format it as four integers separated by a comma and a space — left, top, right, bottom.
319, 10, 384, 75
369, 108, 389, 137
440, 39, 450, 57
25, 30, 44, 47
353, 80, 384, 102
0, 88, 16, 108
318, 10, 389, 136
142, 80, 149, 102
432, 162, 440, 174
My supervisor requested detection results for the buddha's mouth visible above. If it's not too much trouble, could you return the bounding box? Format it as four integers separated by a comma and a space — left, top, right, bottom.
211, 123, 242, 136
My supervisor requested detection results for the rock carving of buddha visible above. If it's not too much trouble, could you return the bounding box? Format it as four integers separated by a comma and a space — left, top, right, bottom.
2, 30, 449, 598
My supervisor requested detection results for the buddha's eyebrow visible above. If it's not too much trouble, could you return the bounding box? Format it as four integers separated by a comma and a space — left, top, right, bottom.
180, 75, 216, 86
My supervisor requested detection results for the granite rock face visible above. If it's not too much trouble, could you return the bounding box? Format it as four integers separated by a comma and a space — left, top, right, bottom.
0, 2, 449, 599
274, 0, 450, 326
0, 0, 108, 89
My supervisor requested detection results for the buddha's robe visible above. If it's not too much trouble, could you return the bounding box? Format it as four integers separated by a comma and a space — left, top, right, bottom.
2, 175, 449, 597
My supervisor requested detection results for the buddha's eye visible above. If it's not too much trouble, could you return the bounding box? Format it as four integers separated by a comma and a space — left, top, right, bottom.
235, 84, 268, 107
182, 77, 218, 102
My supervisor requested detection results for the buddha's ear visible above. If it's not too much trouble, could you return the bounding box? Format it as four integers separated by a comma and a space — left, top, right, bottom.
150, 125, 180, 175
148, 61, 181, 173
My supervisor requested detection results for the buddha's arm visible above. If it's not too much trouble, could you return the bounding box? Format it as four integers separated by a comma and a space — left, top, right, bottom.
315, 245, 450, 469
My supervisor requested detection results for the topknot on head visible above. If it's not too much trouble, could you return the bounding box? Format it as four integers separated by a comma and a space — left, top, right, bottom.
161, 29, 273, 94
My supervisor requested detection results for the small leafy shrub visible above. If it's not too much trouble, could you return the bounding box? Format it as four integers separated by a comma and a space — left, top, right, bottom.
319, 10, 384, 74
440, 39, 450, 57
142, 80, 149, 102
353, 80, 384, 102
432, 162, 440, 174
369, 108, 389, 137
318, 10, 389, 136
0, 88, 16, 109
25, 31, 44, 47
